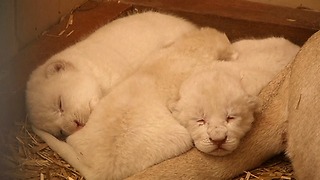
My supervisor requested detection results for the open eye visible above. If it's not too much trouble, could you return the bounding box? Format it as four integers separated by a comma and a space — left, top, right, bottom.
196, 119, 206, 126
226, 115, 236, 123
58, 96, 64, 113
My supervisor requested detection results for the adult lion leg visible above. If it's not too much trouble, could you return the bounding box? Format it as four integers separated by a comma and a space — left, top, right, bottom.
287, 31, 320, 180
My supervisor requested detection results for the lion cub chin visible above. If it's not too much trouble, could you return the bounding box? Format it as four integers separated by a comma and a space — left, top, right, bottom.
172, 70, 260, 156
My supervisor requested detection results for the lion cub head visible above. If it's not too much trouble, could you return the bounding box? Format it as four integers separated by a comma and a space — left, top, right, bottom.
26, 60, 103, 137
172, 70, 260, 156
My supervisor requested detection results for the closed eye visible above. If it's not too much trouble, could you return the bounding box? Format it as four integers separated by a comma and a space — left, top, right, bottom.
58, 129, 68, 140
58, 96, 64, 113
196, 119, 206, 126
226, 115, 236, 123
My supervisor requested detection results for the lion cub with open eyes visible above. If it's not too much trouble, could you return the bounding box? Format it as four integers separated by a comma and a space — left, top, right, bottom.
172, 37, 300, 156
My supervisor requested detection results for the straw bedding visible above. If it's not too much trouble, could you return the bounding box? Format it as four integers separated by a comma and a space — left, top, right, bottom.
4, 120, 84, 180
5, 120, 294, 180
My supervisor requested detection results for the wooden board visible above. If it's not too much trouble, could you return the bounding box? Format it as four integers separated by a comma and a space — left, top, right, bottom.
121, 0, 320, 30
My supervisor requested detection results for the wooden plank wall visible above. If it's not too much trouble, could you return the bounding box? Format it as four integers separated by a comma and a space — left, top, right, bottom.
121, 0, 320, 30
0, 0, 87, 66
248, 0, 320, 11
121, 0, 320, 45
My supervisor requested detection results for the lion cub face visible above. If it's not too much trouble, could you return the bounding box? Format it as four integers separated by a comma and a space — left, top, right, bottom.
26, 61, 103, 137
172, 70, 260, 156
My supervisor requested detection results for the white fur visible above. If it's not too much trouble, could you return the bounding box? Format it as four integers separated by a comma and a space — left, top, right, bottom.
33, 28, 235, 179
231, 37, 300, 95
172, 37, 300, 156
26, 12, 197, 136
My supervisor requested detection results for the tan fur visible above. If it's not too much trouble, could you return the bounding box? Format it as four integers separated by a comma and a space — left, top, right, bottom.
26, 12, 197, 137
33, 28, 235, 179
286, 31, 320, 179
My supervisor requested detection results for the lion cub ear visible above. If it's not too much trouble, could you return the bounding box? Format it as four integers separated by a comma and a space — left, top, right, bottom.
247, 95, 262, 113
45, 60, 74, 78
219, 46, 239, 61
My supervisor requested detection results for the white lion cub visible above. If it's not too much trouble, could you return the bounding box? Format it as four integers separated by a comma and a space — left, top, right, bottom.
26, 12, 197, 137
172, 37, 300, 156
33, 28, 236, 180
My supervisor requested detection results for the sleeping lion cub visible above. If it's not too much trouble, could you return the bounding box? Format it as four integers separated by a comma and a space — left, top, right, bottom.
33, 28, 235, 180
172, 69, 260, 156
172, 37, 300, 156
26, 12, 197, 137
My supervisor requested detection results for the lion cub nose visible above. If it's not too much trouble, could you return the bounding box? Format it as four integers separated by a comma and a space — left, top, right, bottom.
210, 137, 227, 147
